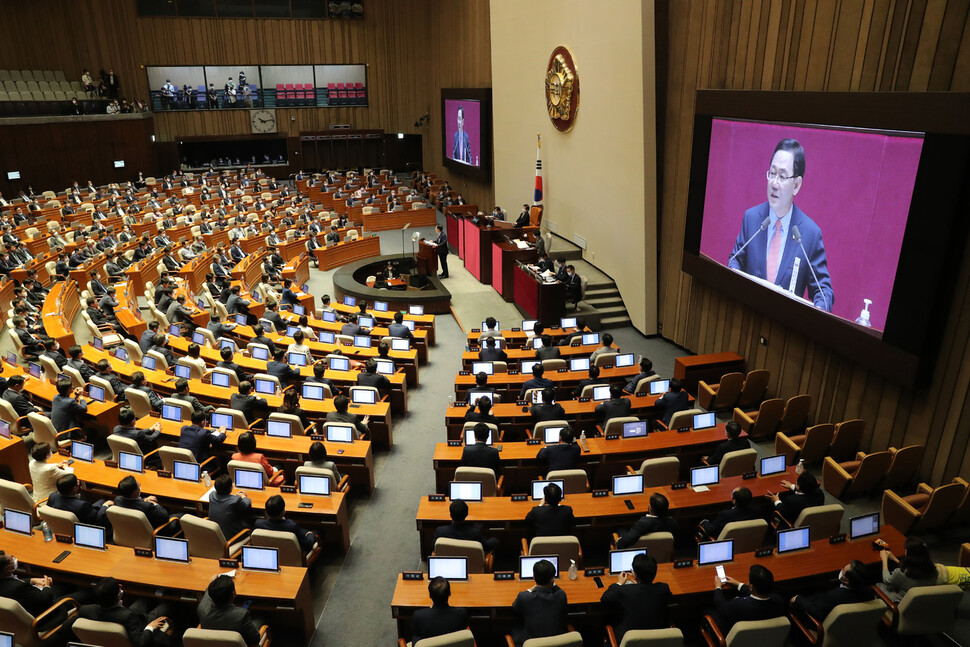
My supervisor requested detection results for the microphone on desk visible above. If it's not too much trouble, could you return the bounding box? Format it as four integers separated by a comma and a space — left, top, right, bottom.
728, 216, 771, 264
790, 225, 827, 311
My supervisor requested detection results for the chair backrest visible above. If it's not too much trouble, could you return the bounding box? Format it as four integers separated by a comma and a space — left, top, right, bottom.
72, 618, 134, 647
216, 407, 249, 430
180, 513, 230, 559
719, 449, 757, 478
254, 373, 281, 392
454, 466, 497, 497
461, 421, 498, 436
177, 358, 205, 380
750, 398, 785, 438
619, 628, 684, 647
269, 412, 306, 435
106, 505, 155, 549
819, 598, 887, 647
124, 388, 153, 419
882, 445, 924, 491
159, 446, 199, 471
604, 416, 640, 437
0, 596, 35, 647
250, 528, 306, 567
527, 535, 581, 567
295, 465, 340, 491
532, 420, 570, 442
28, 412, 68, 448
61, 365, 86, 390
829, 419, 865, 461
182, 627, 249, 647
38, 503, 79, 536
637, 457, 680, 488
350, 385, 380, 403
711, 372, 744, 409
916, 481, 966, 533
633, 374, 661, 394
433, 537, 486, 573
895, 584, 963, 635
523, 632, 583, 647
413, 629, 476, 647
0, 478, 38, 523
800, 423, 836, 464
737, 369, 770, 409
667, 408, 703, 431
846, 451, 893, 496
541, 359, 566, 370
162, 397, 194, 420
778, 394, 811, 435
793, 504, 844, 540
622, 531, 674, 562
146, 348, 169, 370
209, 367, 240, 387
593, 352, 619, 368
227, 460, 268, 486
90, 375, 116, 399
546, 469, 589, 494
724, 616, 790, 647
718, 519, 768, 553
38, 355, 59, 381
107, 434, 142, 461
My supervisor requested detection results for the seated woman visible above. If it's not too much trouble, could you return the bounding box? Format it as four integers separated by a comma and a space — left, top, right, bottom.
279, 389, 312, 432
29, 442, 70, 502
297, 315, 315, 340
231, 431, 285, 486
304, 440, 342, 483
879, 537, 940, 602
182, 342, 207, 374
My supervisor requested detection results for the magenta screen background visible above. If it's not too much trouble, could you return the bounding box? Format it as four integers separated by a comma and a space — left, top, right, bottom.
699, 119, 924, 332
444, 99, 481, 167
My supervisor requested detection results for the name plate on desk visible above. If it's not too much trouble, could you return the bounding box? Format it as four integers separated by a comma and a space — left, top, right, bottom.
280, 485, 296, 493
605, 434, 619, 441
557, 368, 568, 373
526, 439, 542, 446
157, 470, 172, 479
429, 494, 445, 502
470, 329, 481, 333
677, 427, 690, 433
402, 571, 424, 581
493, 571, 515, 581
219, 559, 239, 568
58, 448, 70, 457
508, 370, 519, 375
671, 482, 688, 490
447, 440, 462, 447
453, 402, 467, 408
150, 411, 161, 418
754, 548, 774, 558
459, 371, 470, 376
829, 534, 847, 544
579, 397, 591, 403
584, 567, 605, 577
54, 534, 73, 544
511, 494, 529, 502
742, 471, 757, 480
134, 548, 153, 558
310, 434, 325, 441
516, 400, 528, 406
511, 328, 521, 332
104, 460, 118, 469
673, 559, 693, 569
592, 490, 609, 498
635, 392, 647, 397
252, 429, 265, 435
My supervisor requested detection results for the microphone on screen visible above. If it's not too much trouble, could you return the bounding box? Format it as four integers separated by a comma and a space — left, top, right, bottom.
728, 216, 771, 265
791, 225, 827, 311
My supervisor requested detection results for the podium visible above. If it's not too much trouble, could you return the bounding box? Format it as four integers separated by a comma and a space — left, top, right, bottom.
416, 240, 438, 276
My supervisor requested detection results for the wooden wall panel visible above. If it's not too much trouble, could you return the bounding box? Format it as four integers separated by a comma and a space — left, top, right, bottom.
659, 0, 970, 483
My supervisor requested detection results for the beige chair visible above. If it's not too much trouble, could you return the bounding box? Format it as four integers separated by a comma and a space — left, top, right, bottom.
827, 419, 864, 462
61, 365, 86, 390
521, 535, 582, 569
546, 469, 589, 494
532, 420, 570, 442
701, 615, 790, 647
177, 358, 205, 380
215, 407, 255, 430
0, 595, 79, 647
775, 423, 835, 466
27, 412, 78, 449
350, 385, 382, 404
822, 450, 892, 499
38, 355, 59, 382
253, 373, 282, 393
733, 398, 784, 441
602, 416, 641, 437
948, 477, 970, 528
267, 413, 311, 436
610, 531, 675, 563
628, 457, 681, 488
180, 513, 250, 559
516, 632, 583, 647
874, 584, 963, 637
227, 460, 269, 486
718, 519, 768, 553
454, 466, 502, 497
791, 597, 886, 647
146, 348, 170, 370
38, 504, 79, 536
663, 408, 703, 431
736, 369, 770, 409
718, 449, 757, 478
593, 353, 619, 368
774, 503, 844, 538
881, 480, 965, 536
90, 374, 119, 400
630, 374, 661, 394
106, 505, 177, 549
162, 397, 194, 421
250, 528, 320, 567
607, 627, 684, 647
881, 445, 924, 491
208, 367, 240, 387
107, 433, 159, 464
461, 421, 499, 440
402, 628, 476, 647
71, 618, 134, 647
182, 626, 272, 647
294, 465, 349, 493
0, 480, 42, 524
0, 398, 32, 439
124, 388, 154, 419
697, 372, 744, 411
541, 359, 567, 371
123, 338, 144, 362
432, 537, 492, 573
159, 446, 217, 474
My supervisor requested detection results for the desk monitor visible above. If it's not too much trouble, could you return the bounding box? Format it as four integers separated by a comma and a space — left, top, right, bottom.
161, 404, 184, 422
234, 468, 264, 491
93, 337, 103, 350
220, 339, 238, 354
168, 324, 180, 336
196, 298, 206, 310
71, 441, 94, 463
358, 316, 374, 329
27, 362, 41, 378
259, 319, 275, 332
698, 539, 734, 566
612, 474, 644, 496
241, 545, 280, 572
352, 389, 376, 405
693, 412, 717, 430
288, 352, 308, 367
302, 384, 325, 400
402, 320, 415, 331
87, 384, 106, 403
210, 412, 234, 430
521, 319, 537, 332
353, 335, 371, 348
74, 523, 106, 550
375, 360, 394, 375
329, 357, 350, 373
301, 283, 309, 294
390, 338, 410, 351
591, 385, 611, 401
649, 380, 669, 395
374, 301, 388, 312
254, 378, 276, 395
560, 317, 578, 329
464, 428, 493, 445
0, 631, 13, 647
0, 420, 10, 439
5, 352, 17, 367
326, 425, 354, 443
235, 314, 248, 325
298, 474, 331, 496
284, 326, 298, 338
471, 362, 494, 376
251, 345, 270, 361
211, 371, 232, 388
251, 291, 262, 303
153, 536, 190, 563
622, 420, 649, 439
582, 333, 600, 345
849, 512, 880, 540
118, 451, 143, 473
173, 460, 201, 482
428, 556, 468, 581
448, 481, 483, 502
760, 454, 787, 477
3, 508, 31, 535
192, 331, 206, 345
615, 353, 635, 368
141, 356, 157, 370
114, 347, 129, 362
343, 296, 356, 307
777, 526, 811, 554
409, 305, 424, 316
531, 390, 545, 404
318, 331, 336, 344
266, 420, 292, 438
520, 360, 540, 374
321, 311, 338, 323
542, 426, 564, 444
531, 338, 544, 350
691, 465, 719, 488
569, 357, 590, 372
482, 320, 500, 332
520, 555, 559, 580
292, 304, 306, 316
467, 390, 494, 405
609, 548, 647, 574
531, 479, 565, 501
174, 364, 192, 379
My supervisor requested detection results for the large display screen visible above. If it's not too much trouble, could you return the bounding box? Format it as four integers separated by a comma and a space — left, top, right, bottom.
698, 118, 924, 334
441, 88, 491, 181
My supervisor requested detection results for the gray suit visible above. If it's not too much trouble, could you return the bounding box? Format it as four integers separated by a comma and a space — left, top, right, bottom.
208, 491, 252, 539
197, 592, 261, 646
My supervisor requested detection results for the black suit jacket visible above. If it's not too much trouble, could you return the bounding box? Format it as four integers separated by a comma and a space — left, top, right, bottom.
616, 514, 679, 549
479, 347, 508, 362
3, 388, 38, 416
230, 393, 268, 424
47, 491, 111, 528
0, 576, 54, 617
254, 517, 315, 552
530, 403, 566, 424
536, 443, 582, 473
793, 585, 875, 622
432, 521, 497, 553
463, 410, 498, 426
460, 443, 501, 475
600, 581, 672, 641
712, 585, 786, 631
595, 398, 633, 427
113, 496, 170, 528
412, 605, 470, 645
512, 585, 568, 645
198, 592, 261, 646
654, 390, 691, 427
700, 505, 763, 539
572, 377, 605, 399
776, 488, 825, 523
208, 491, 252, 539
706, 436, 752, 467
266, 361, 301, 387
525, 504, 575, 537
535, 346, 561, 360
179, 424, 226, 463
51, 394, 86, 432
77, 603, 171, 647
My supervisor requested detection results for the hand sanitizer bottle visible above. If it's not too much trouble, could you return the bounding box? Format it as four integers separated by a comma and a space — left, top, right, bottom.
855, 299, 872, 327
568, 559, 578, 580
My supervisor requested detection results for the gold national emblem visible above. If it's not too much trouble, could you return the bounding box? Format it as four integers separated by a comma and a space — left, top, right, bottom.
545, 46, 579, 132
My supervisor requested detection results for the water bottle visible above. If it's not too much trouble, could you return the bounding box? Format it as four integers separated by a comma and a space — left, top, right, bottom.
568, 559, 578, 581
795, 459, 805, 475
579, 430, 588, 450
41, 521, 53, 542
447, 395, 455, 408
202, 470, 212, 487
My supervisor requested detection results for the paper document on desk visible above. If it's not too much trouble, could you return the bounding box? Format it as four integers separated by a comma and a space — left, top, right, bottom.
541, 270, 555, 278
513, 239, 529, 250
198, 485, 217, 502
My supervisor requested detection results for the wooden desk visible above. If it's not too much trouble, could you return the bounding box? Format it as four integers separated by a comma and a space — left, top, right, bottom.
361, 208, 436, 232
313, 236, 382, 271
332, 303, 437, 346
0, 435, 30, 483
4, 529, 314, 639
459, 343, 614, 370
513, 262, 565, 323
673, 352, 746, 395
491, 239, 538, 301
41, 279, 81, 350
453, 365, 639, 402
459, 218, 520, 284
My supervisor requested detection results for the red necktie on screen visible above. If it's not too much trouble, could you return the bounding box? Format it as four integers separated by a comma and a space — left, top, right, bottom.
767, 219, 782, 283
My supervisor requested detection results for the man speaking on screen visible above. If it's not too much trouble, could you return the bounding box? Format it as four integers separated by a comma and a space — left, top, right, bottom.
453, 105, 472, 163
727, 138, 834, 312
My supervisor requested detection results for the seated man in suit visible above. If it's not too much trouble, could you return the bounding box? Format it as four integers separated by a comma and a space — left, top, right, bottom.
250, 324, 279, 356
129, 371, 163, 412
150, 334, 179, 368
465, 372, 496, 403
769, 471, 825, 525
479, 336, 507, 362
262, 300, 287, 333
572, 365, 605, 399
207, 474, 252, 543
111, 407, 164, 469
698, 487, 761, 539
325, 395, 370, 439
76, 577, 173, 646
616, 493, 678, 549
255, 494, 318, 553
356, 358, 391, 397
460, 422, 501, 474
216, 347, 252, 384
464, 397, 498, 426
536, 426, 582, 474
702, 420, 751, 466
340, 313, 365, 337
51, 379, 87, 435
304, 361, 340, 396
595, 384, 633, 429
267, 348, 302, 388
179, 410, 227, 464
589, 333, 619, 364
2, 374, 44, 417
519, 363, 554, 400
525, 482, 575, 538
387, 311, 414, 340
0, 549, 61, 618
139, 322, 160, 355
624, 358, 656, 394
530, 387, 566, 424
230, 381, 268, 425
172, 378, 215, 414
710, 564, 786, 632
790, 560, 874, 622
66, 344, 96, 382
165, 294, 194, 327
12, 316, 43, 356
653, 378, 690, 428
48, 473, 113, 529
478, 317, 502, 342
113, 474, 172, 529
411, 577, 470, 645
207, 313, 237, 339
562, 264, 582, 305
433, 499, 499, 555
198, 574, 262, 647
535, 335, 561, 360
511, 558, 568, 647
600, 554, 672, 643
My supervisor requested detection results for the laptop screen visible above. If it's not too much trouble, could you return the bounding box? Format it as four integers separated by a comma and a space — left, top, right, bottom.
87, 384, 106, 403
464, 428, 493, 445
118, 451, 143, 473
174, 364, 192, 379
161, 404, 184, 422
760, 455, 787, 477
210, 412, 234, 430
482, 321, 499, 331
343, 296, 356, 307
298, 474, 331, 496
428, 556, 468, 581
303, 384, 325, 400
71, 441, 94, 462
220, 339, 238, 354
241, 545, 279, 572
402, 320, 415, 331
521, 320, 537, 332
321, 311, 337, 323
373, 301, 388, 312
467, 390, 494, 405
0, 421, 9, 439
251, 346, 269, 360
259, 319, 275, 333
173, 461, 201, 482
569, 357, 590, 372
234, 468, 264, 490
693, 412, 717, 430
520, 360, 540, 375
390, 338, 410, 351
543, 426, 564, 444
115, 347, 129, 361
622, 420, 648, 438
326, 425, 354, 443
649, 379, 669, 395
615, 353, 635, 367
592, 385, 611, 401
609, 548, 647, 574
0, 631, 13, 647
520, 555, 559, 580
93, 337, 103, 350
292, 304, 306, 316
691, 465, 719, 487
471, 362, 493, 375
28, 362, 41, 378
211, 371, 232, 388
560, 317, 577, 328
285, 326, 299, 338
409, 305, 424, 315
169, 324, 180, 336
532, 479, 565, 501
612, 474, 644, 496
375, 360, 394, 375
266, 420, 292, 438
5, 352, 16, 367
352, 389, 376, 404
531, 338, 544, 350
318, 331, 336, 344
329, 356, 350, 371
142, 355, 157, 370
154, 536, 190, 563
353, 336, 371, 348
582, 333, 599, 345
288, 352, 307, 367
3, 509, 31, 535
448, 481, 483, 502
849, 512, 880, 540
192, 332, 206, 345
254, 378, 276, 395
358, 316, 374, 329
698, 539, 734, 566
235, 314, 248, 325
197, 298, 207, 310
75, 523, 106, 550
777, 526, 811, 554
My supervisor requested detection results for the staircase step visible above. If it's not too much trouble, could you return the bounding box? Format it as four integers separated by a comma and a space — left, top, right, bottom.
600, 315, 632, 329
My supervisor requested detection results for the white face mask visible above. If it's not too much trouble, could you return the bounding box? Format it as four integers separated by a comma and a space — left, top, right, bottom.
11, 557, 18, 571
